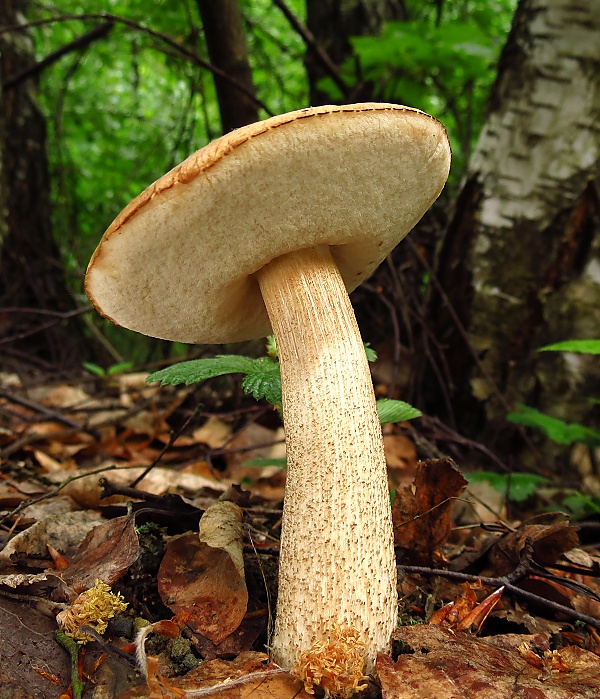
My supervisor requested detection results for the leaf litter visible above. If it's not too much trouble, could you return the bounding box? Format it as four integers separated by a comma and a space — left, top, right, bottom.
0, 370, 599, 697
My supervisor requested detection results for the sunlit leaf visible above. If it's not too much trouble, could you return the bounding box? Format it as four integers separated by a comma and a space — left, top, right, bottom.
147, 356, 257, 386
539, 339, 600, 354
376, 399, 422, 424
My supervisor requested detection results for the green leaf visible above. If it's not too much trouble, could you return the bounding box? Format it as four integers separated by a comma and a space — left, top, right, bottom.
467, 471, 550, 502
376, 399, 422, 424
83, 362, 106, 377
242, 457, 287, 469
107, 361, 134, 376
538, 339, 600, 354
364, 343, 378, 362
266, 335, 278, 359
241, 357, 282, 408
147, 355, 257, 386
507, 404, 600, 447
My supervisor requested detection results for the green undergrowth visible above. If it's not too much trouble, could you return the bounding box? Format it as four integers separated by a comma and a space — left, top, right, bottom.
147, 337, 422, 425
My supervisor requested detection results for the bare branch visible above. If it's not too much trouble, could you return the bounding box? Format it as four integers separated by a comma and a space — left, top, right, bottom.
1, 12, 274, 115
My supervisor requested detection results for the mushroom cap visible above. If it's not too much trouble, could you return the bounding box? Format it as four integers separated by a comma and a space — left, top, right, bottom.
85, 103, 451, 344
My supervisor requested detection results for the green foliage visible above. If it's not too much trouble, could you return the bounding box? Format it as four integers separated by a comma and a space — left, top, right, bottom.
147, 339, 422, 425
318, 1, 517, 177
552, 492, 600, 519
507, 404, 600, 447
376, 398, 422, 425
83, 360, 134, 377
506, 339, 600, 447
243, 457, 288, 468
467, 471, 550, 503
148, 355, 257, 386
539, 339, 600, 354
240, 357, 283, 408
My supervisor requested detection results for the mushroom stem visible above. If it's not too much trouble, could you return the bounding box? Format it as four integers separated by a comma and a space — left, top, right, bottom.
256, 245, 397, 689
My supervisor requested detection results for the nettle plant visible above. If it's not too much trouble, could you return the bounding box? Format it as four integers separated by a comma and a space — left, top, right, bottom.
147, 337, 422, 426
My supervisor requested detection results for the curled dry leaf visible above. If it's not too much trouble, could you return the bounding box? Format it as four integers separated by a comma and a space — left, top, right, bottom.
486, 515, 580, 577
158, 532, 248, 645
393, 458, 467, 561
61, 514, 139, 594
199, 501, 245, 581
428, 582, 504, 631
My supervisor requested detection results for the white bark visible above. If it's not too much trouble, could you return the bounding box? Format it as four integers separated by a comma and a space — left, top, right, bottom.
435, 0, 600, 458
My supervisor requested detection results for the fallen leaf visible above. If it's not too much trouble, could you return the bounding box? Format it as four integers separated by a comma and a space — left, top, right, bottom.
0, 510, 103, 568
61, 514, 139, 593
487, 516, 580, 577
158, 533, 248, 644
393, 459, 467, 561
199, 501, 245, 581
378, 625, 600, 698
119, 664, 311, 699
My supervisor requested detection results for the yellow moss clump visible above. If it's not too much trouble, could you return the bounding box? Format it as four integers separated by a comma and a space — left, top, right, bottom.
293, 627, 369, 698
57, 579, 128, 642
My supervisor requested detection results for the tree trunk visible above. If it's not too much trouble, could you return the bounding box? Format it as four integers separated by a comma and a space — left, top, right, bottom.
305, 0, 403, 104
0, 0, 82, 368
196, 0, 259, 133
427, 0, 600, 471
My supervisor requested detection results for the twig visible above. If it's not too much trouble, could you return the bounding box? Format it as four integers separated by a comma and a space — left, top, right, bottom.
0, 463, 132, 528
0, 388, 99, 437
0, 307, 93, 346
55, 629, 85, 699
1, 13, 273, 115
128, 404, 203, 487
3, 22, 113, 90
398, 564, 600, 630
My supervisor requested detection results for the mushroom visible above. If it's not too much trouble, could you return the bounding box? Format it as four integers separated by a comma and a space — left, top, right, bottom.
85, 103, 451, 695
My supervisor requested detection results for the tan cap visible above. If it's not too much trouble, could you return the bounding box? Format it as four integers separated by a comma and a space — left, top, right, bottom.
85, 103, 451, 343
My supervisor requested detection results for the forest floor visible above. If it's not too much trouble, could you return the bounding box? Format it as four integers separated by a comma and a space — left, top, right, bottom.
0, 369, 599, 699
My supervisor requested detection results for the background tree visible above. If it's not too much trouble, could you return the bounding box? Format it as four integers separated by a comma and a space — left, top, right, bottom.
0, 0, 84, 367
425, 0, 600, 471
303, 0, 404, 104
196, 0, 259, 131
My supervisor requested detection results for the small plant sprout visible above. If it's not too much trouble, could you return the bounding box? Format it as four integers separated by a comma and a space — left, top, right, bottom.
86, 104, 450, 695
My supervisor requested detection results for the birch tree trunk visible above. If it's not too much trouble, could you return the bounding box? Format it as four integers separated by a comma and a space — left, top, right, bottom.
428, 0, 600, 471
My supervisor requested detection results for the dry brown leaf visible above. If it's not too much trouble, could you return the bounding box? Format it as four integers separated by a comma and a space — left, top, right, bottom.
0, 509, 102, 568
119, 664, 310, 699
158, 533, 248, 644
393, 458, 467, 560
384, 433, 417, 478
378, 625, 600, 699
192, 417, 232, 449
487, 516, 580, 577
61, 514, 139, 593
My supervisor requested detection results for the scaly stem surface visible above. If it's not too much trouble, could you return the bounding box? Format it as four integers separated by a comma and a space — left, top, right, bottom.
257, 245, 397, 681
